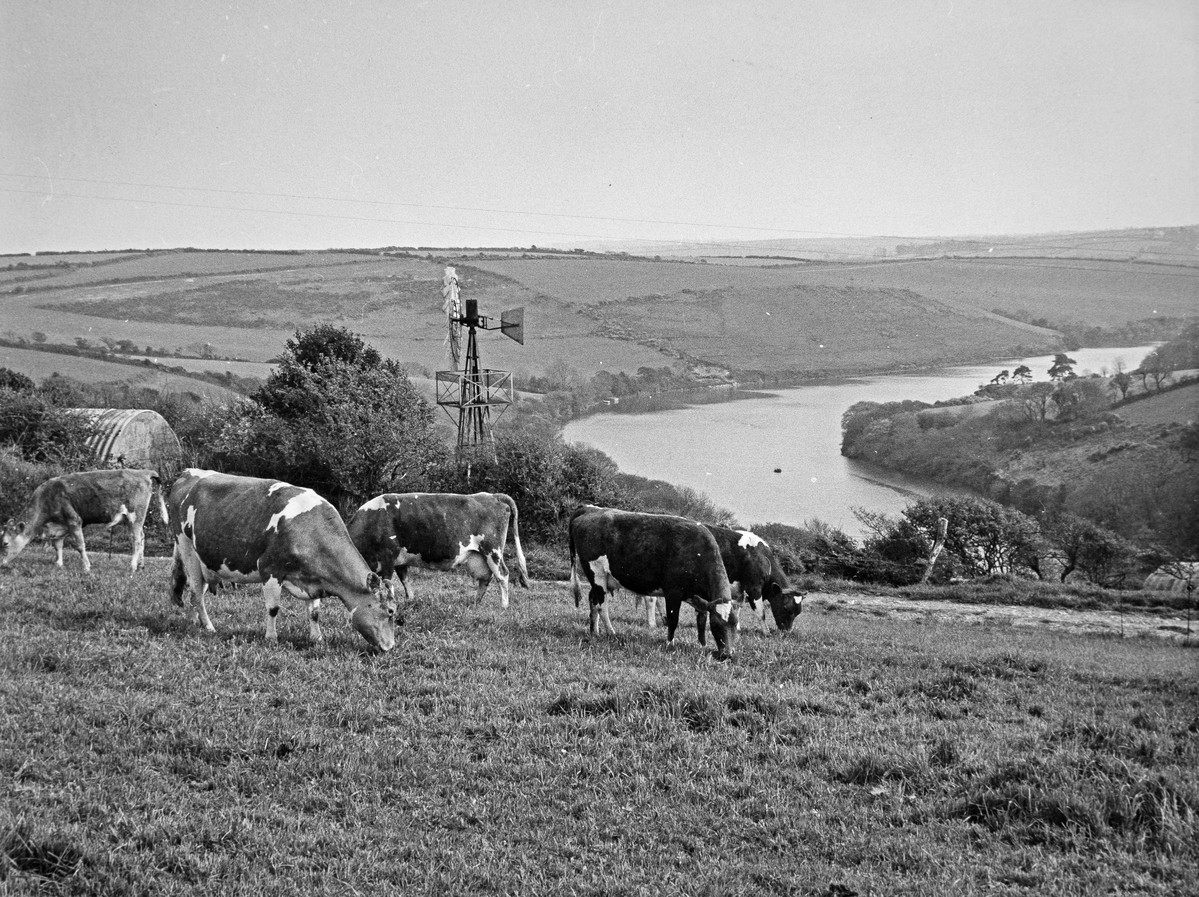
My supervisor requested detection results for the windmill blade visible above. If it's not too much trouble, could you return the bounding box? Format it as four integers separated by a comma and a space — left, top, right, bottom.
442, 266, 461, 369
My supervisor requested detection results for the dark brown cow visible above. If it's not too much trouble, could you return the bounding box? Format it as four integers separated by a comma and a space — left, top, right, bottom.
347, 492, 529, 607
167, 470, 398, 652
569, 505, 738, 660
1, 468, 167, 572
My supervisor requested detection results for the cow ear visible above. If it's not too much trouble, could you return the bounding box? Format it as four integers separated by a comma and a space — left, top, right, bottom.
765, 582, 783, 601
366, 572, 383, 590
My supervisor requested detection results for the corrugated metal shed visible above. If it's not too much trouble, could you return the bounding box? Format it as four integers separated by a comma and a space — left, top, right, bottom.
1143, 561, 1199, 593
73, 408, 183, 475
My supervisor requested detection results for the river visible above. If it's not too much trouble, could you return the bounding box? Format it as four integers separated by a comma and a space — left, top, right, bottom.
563, 346, 1157, 539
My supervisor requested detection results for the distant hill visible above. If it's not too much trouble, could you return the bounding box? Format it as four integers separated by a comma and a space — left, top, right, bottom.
1, 231, 1194, 387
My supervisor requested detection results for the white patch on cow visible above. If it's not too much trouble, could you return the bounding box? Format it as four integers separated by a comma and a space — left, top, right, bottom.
267, 482, 289, 494
184, 505, 198, 541
588, 554, 623, 593
359, 494, 390, 513
267, 489, 325, 532
711, 601, 733, 621
395, 547, 424, 566
185, 468, 217, 479
453, 534, 487, 566
737, 530, 765, 549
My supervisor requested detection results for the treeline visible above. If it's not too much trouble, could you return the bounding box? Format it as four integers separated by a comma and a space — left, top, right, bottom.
995, 312, 1194, 350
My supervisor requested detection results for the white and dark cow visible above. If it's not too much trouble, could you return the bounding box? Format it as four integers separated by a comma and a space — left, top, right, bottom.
697, 525, 805, 638
167, 470, 398, 652
347, 492, 529, 608
1, 468, 167, 572
569, 505, 738, 660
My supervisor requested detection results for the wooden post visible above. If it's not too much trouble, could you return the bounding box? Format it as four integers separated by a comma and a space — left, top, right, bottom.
919, 517, 949, 584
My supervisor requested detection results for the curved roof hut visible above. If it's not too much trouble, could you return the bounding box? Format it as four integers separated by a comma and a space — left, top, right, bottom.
1143, 562, 1199, 594
73, 408, 183, 477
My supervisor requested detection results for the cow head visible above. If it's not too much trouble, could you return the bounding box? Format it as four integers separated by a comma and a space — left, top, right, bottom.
694, 596, 739, 660
0, 520, 30, 567
763, 582, 805, 632
350, 574, 402, 653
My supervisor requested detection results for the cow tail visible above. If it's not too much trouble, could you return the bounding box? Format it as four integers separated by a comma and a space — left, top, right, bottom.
568, 524, 581, 608
152, 472, 169, 525
503, 494, 530, 588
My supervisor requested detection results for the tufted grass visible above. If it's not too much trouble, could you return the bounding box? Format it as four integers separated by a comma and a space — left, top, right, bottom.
1, 551, 1197, 896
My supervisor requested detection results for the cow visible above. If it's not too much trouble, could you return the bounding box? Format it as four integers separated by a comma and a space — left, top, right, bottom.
637, 525, 805, 635
1, 468, 167, 572
697, 525, 805, 639
167, 469, 399, 653
568, 505, 738, 660
347, 491, 529, 608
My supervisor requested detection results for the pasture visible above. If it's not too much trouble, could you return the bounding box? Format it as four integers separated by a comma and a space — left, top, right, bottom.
2, 553, 1196, 895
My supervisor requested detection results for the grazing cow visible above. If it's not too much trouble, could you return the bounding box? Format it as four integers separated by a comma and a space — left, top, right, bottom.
347, 492, 529, 607
1, 468, 167, 572
167, 470, 398, 652
569, 505, 738, 660
696, 525, 805, 640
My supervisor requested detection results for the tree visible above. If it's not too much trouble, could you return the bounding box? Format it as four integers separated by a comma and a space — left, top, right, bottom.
1011, 365, 1033, 384
1134, 349, 1172, 393
1109, 370, 1133, 401
214, 326, 446, 509
1014, 381, 1057, 423
1048, 353, 1077, 381
0, 368, 35, 392
31, 332, 46, 344
0, 390, 98, 465
989, 370, 1010, 385
903, 495, 1042, 578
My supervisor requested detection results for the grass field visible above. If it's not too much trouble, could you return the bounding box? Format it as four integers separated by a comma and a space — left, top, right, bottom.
2, 552, 1195, 895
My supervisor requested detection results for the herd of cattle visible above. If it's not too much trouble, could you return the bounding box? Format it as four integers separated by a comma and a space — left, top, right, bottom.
0, 467, 806, 660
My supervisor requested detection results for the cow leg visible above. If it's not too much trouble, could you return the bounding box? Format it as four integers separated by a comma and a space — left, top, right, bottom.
51, 534, 67, 567
194, 582, 216, 632
306, 598, 323, 645
486, 550, 510, 608
695, 607, 709, 647
130, 520, 146, 571
588, 585, 617, 636
263, 578, 284, 642
69, 523, 91, 572
663, 596, 682, 646
172, 538, 214, 630
645, 595, 658, 628
395, 565, 413, 602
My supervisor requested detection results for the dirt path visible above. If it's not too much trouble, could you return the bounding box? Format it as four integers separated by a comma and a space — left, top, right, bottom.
811, 592, 1197, 642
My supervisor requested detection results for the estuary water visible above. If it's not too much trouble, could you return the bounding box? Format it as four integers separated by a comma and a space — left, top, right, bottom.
563, 346, 1157, 538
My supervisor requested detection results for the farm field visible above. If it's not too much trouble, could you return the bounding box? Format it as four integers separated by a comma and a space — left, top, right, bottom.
2, 554, 1195, 895
2, 242, 1195, 387
775, 257, 1199, 330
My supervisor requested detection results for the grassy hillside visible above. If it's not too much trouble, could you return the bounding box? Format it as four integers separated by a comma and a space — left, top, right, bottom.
2, 556, 1195, 895
1, 238, 1194, 389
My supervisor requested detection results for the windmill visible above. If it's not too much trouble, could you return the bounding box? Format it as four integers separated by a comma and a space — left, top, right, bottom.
436, 266, 525, 473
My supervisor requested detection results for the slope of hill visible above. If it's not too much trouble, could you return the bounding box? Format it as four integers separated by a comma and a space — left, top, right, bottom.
842, 380, 1199, 554
1, 235, 1193, 387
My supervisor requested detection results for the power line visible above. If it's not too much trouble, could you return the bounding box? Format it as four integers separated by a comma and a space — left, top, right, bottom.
0, 172, 876, 240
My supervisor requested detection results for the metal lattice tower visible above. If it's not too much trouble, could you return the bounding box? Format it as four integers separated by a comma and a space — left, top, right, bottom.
436, 267, 524, 473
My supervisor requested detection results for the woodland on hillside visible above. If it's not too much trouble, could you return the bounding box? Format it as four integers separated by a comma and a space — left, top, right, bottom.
841, 323, 1199, 564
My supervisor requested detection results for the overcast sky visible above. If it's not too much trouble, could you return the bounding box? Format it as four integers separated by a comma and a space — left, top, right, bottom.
2, 0, 1195, 253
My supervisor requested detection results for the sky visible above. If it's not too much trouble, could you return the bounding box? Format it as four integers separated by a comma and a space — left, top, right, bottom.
1, 0, 1195, 253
